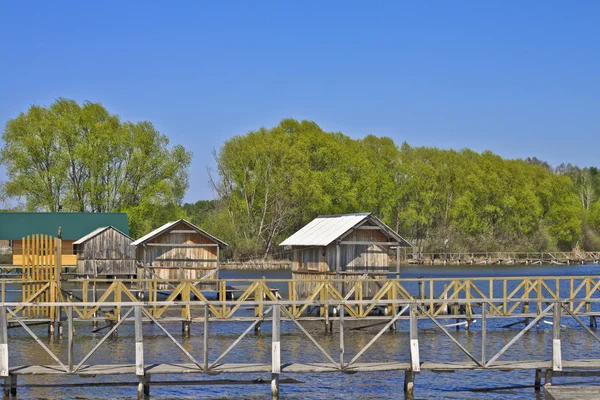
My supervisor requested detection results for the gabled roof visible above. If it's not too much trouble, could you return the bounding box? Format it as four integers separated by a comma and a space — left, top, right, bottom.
0, 212, 129, 240
279, 213, 411, 247
73, 226, 132, 245
131, 219, 228, 248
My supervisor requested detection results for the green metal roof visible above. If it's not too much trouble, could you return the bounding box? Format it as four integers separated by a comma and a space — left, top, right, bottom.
0, 212, 129, 240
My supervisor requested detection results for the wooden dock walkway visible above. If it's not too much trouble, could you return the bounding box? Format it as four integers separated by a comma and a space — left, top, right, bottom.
1, 296, 600, 398
545, 385, 600, 400
403, 251, 600, 265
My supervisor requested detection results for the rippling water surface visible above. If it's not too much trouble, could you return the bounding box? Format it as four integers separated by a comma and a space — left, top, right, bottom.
8, 264, 600, 399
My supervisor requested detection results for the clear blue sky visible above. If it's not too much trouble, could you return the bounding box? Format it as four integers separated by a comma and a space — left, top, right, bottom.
1, 2, 599, 202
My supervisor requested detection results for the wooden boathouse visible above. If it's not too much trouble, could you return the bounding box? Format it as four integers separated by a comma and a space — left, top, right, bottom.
73, 226, 136, 277
280, 213, 412, 297
132, 219, 228, 280
0, 212, 129, 267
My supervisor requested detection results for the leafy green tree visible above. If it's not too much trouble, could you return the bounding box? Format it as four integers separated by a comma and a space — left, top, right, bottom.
1, 98, 192, 237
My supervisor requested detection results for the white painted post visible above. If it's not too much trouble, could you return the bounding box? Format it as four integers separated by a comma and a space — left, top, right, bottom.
409, 304, 420, 372
552, 303, 562, 372
0, 306, 8, 378
1, 306, 15, 397
271, 304, 281, 399
135, 306, 148, 399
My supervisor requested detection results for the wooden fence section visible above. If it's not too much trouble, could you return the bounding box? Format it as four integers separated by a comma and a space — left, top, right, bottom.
20, 235, 60, 320
404, 251, 600, 265
1, 298, 600, 399
0, 275, 599, 326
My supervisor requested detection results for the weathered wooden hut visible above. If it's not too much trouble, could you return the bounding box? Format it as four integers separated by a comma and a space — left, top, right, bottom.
73, 226, 136, 277
131, 219, 228, 281
280, 213, 412, 297
0, 212, 129, 267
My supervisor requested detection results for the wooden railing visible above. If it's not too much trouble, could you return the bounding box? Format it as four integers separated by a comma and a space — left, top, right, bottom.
404, 251, 600, 265
0, 276, 599, 324
2, 298, 600, 398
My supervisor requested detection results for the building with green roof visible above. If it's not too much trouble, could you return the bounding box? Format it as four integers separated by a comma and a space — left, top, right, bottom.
0, 212, 129, 266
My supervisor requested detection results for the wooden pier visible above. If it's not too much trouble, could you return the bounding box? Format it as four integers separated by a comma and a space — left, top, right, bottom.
2, 295, 600, 398
403, 251, 600, 265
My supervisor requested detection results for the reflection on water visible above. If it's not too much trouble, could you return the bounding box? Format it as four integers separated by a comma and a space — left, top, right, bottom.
8, 264, 600, 399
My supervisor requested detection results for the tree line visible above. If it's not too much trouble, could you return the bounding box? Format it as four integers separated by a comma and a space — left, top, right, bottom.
204, 119, 597, 258
2, 100, 600, 259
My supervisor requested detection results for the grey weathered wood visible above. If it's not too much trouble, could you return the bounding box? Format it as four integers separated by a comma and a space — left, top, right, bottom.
75, 307, 134, 372
280, 306, 338, 368
339, 241, 401, 246
67, 306, 73, 372
210, 308, 271, 369
76, 227, 136, 277
339, 305, 345, 369
7, 308, 68, 372
145, 243, 219, 248
553, 303, 562, 371
545, 385, 600, 400
335, 242, 341, 273
561, 304, 600, 345
140, 308, 203, 370
534, 368, 542, 391
396, 246, 400, 279
271, 304, 280, 399
0, 306, 8, 377
404, 370, 415, 395
486, 303, 553, 367
347, 305, 409, 367
410, 304, 420, 372
134, 306, 144, 376
481, 303, 486, 365
417, 305, 481, 367
134, 220, 224, 282
203, 304, 209, 372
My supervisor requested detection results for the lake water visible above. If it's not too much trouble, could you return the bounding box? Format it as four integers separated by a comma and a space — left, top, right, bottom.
8, 264, 600, 399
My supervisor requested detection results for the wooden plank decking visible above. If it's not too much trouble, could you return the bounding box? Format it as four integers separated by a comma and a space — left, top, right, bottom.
11, 359, 600, 376
545, 385, 600, 400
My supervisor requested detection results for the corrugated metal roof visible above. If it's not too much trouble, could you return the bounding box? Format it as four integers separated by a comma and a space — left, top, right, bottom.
131, 219, 228, 248
280, 213, 371, 246
279, 213, 412, 247
0, 212, 129, 240
73, 226, 132, 245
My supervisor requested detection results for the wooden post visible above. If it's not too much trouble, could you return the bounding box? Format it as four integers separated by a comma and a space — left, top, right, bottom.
389, 283, 397, 330
552, 303, 562, 372
1, 305, 8, 398
203, 304, 209, 372
54, 236, 62, 336
339, 304, 345, 369
271, 304, 281, 399
67, 306, 73, 373
534, 369, 542, 391
396, 246, 400, 279
135, 305, 148, 399
409, 304, 420, 372
0, 306, 14, 397
336, 242, 341, 273
481, 303, 486, 365
92, 280, 98, 329
216, 245, 220, 281
403, 370, 415, 396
